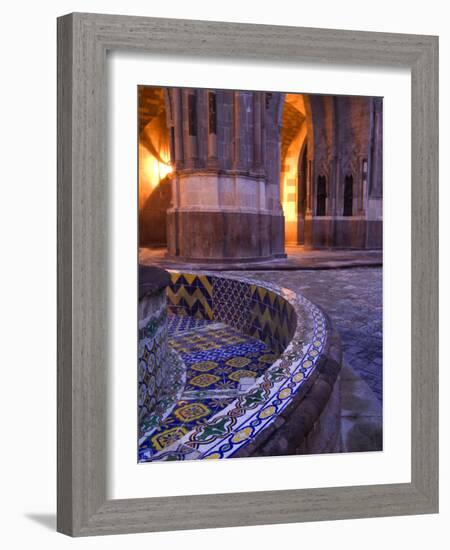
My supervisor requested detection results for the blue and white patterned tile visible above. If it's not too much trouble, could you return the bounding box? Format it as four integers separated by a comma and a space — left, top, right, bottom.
138, 320, 279, 459
139, 270, 328, 462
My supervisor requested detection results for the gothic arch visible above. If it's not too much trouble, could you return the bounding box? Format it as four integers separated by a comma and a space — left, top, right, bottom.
280, 93, 313, 244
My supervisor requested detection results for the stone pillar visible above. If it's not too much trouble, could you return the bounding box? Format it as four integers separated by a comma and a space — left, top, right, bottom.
331, 156, 339, 216
206, 90, 218, 166
253, 92, 262, 173
233, 91, 241, 170
357, 156, 365, 215
366, 97, 383, 248
182, 89, 198, 168
172, 88, 184, 169
306, 158, 313, 216
166, 87, 285, 262
370, 97, 383, 198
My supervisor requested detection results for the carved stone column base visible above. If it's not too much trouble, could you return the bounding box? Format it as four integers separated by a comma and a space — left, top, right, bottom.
167, 209, 285, 261
304, 217, 382, 249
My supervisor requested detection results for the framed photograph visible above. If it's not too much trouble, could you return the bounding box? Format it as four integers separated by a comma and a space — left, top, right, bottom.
57, 13, 438, 536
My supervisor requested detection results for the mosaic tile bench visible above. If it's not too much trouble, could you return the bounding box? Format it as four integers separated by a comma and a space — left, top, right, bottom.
138, 269, 342, 462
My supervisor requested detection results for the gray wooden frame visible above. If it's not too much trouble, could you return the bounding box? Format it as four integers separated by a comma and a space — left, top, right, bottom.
57, 12, 439, 537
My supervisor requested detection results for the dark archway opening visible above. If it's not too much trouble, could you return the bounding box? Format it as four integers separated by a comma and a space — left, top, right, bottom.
343, 174, 353, 216
316, 175, 327, 216
297, 144, 308, 244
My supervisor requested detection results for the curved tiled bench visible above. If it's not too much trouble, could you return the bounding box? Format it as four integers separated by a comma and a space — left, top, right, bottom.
145, 271, 342, 460
138, 266, 185, 428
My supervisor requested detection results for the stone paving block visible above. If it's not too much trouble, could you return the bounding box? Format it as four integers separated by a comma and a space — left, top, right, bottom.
341, 417, 383, 453
235, 268, 383, 402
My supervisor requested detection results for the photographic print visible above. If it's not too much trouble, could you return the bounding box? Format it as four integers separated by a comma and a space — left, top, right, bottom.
56, 14, 438, 535
137, 86, 383, 463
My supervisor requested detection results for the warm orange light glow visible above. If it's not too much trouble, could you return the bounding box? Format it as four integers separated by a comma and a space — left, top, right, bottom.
281, 164, 298, 223
141, 147, 172, 190
157, 160, 173, 181
282, 200, 297, 222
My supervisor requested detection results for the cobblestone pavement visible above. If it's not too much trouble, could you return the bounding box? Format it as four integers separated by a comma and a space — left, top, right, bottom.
231, 268, 383, 402
140, 245, 382, 271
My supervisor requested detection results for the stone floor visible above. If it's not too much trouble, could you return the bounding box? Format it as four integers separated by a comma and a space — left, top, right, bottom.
232, 268, 383, 403
339, 362, 382, 452
140, 267, 383, 458
236, 268, 383, 453
140, 245, 382, 271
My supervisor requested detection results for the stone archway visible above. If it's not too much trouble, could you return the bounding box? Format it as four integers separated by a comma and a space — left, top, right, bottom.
280, 93, 313, 245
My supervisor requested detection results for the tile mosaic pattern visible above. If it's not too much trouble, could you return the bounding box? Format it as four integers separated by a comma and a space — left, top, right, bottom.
242, 269, 383, 401
213, 277, 251, 332
166, 272, 297, 355
249, 284, 297, 354
139, 347, 186, 439
138, 271, 328, 462
167, 314, 212, 336
139, 321, 278, 461
138, 299, 170, 422
167, 273, 213, 320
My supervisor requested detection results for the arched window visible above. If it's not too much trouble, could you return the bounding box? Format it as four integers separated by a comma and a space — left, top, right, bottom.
298, 145, 307, 218
316, 175, 327, 216
343, 174, 353, 216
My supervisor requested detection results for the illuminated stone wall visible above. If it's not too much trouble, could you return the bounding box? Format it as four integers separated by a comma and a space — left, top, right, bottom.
138, 87, 383, 255
280, 94, 308, 243
164, 88, 285, 261
138, 87, 172, 247
281, 93, 383, 249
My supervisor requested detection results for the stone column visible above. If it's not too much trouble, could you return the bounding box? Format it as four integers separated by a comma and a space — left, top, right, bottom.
331, 156, 339, 216
370, 97, 383, 198
172, 88, 184, 169
182, 89, 198, 168
253, 92, 262, 173
232, 91, 241, 170
357, 156, 365, 215
303, 154, 314, 249
366, 97, 383, 248
206, 90, 218, 166
306, 158, 313, 215
166, 87, 285, 262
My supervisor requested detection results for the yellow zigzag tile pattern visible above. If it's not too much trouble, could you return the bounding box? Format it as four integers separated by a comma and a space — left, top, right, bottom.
170, 272, 213, 295
249, 286, 295, 353
167, 273, 213, 320
167, 273, 295, 354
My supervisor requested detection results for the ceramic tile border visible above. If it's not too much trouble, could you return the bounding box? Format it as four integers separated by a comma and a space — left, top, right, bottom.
146, 271, 327, 460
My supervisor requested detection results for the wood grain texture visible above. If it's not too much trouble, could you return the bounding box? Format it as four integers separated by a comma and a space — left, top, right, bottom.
57, 12, 439, 536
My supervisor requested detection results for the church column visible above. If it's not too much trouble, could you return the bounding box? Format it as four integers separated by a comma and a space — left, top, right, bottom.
331, 156, 339, 216
206, 90, 218, 166
365, 97, 383, 248
261, 93, 266, 169
253, 92, 262, 173
182, 89, 198, 168
233, 91, 241, 170
172, 88, 184, 170
167, 88, 283, 261
306, 157, 313, 216
370, 97, 383, 198
357, 156, 365, 215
